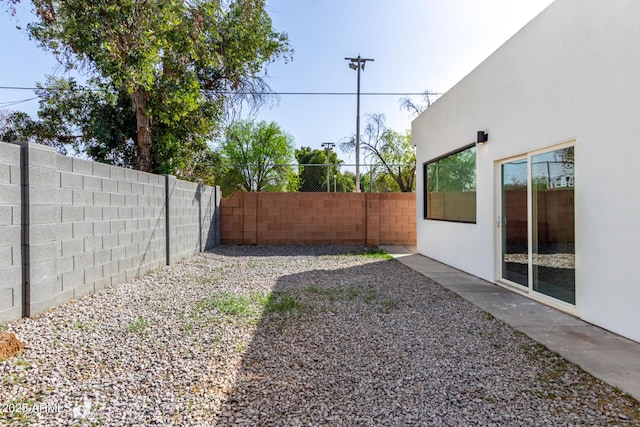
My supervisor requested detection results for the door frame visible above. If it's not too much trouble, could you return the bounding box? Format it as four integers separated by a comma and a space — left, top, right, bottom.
494, 139, 578, 316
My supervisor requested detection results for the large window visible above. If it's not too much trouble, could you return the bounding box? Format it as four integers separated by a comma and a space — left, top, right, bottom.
424, 144, 476, 222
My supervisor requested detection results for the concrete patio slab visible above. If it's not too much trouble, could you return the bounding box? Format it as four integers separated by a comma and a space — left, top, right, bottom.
381, 246, 640, 401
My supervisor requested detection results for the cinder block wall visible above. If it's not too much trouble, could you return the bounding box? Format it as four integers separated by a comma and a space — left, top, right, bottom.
377, 193, 417, 246
0, 141, 219, 322
220, 192, 416, 246
24, 144, 167, 316
166, 177, 220, 264
55, 151, 167, 308
0, 143, 23, 320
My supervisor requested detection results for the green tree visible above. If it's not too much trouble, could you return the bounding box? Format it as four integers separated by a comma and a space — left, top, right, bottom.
218, 120, 296, 195
0, 76, 137, 165
35, 77, 129, 159
338, 171, 356, 192
294, 146, 354, 192
5, 0, 291, 172
0, 76, 224, 184
361, 167, 404, 192
0, 110, 41, 145
341, 114, 416, 192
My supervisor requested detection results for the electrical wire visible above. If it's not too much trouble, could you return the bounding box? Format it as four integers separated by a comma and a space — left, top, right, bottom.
216, 92, 444, 96
0, 97, 40, 107
0, 86, 442, 96
0, 87, 43, 90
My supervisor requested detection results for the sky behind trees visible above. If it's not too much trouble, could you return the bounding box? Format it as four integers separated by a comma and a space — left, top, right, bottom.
0, 0, 554, 162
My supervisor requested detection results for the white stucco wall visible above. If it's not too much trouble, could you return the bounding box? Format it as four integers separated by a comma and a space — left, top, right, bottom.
413, 0, 640, 343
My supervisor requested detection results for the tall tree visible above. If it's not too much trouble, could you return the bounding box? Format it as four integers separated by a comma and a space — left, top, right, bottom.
6, 0, 291, 172
341, 114, 416, 192
218, 120, 297, 194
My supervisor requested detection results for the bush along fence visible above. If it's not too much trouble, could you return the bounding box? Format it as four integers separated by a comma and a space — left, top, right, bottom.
0, 141, 220, 322
221, 192, 416, 246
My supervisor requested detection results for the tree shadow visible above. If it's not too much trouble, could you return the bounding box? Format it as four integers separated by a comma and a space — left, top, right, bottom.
208, 250, 533, 426
216, 258, 425, 425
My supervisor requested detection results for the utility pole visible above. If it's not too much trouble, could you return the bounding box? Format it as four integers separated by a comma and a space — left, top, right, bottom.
321, 142, 335, 193
345, 55, 374, 193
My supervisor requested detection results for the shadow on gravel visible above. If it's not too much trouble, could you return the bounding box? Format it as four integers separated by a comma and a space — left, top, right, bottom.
212, 247, 640, 426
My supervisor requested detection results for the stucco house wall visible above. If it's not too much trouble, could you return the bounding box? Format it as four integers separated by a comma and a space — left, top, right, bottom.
412, 0, 640, 343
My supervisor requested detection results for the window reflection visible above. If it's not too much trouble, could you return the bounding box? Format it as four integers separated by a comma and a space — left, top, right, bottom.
501, 159, 528, 286
425, 145, 476, 222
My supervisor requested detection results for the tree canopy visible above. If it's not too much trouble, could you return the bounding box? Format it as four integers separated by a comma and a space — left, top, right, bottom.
295, 146, 355, 192
217, 120, 297, 195
1, 76, 137, 165
4, 0, 291, 174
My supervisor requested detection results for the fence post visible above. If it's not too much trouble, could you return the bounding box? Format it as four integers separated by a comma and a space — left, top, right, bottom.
366, 193, 381, 247
215, 186, 221, 247
164, 175, 176, 265
19, 143, 30, 318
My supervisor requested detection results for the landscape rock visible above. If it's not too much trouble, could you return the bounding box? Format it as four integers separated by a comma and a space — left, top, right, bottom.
0, 246, 638, 426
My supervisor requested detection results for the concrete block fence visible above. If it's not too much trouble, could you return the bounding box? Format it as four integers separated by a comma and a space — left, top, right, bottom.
0, 141, 220, 322
220, 192, 416, 246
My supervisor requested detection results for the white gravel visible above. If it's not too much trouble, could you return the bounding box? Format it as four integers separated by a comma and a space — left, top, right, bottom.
1, 245, 638, 426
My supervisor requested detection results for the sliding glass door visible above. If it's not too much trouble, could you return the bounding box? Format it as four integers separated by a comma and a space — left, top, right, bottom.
499, 145, 575, 306
531, 147, 575, 304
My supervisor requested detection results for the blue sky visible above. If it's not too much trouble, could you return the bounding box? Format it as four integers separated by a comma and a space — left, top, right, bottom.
0, 0, 554, 162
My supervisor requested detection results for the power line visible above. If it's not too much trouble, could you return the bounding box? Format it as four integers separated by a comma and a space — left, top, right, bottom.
236, 92, 443, 96
0, 86, 442, 96
0, 87, 44, 91
0, 97, 40, 107
0, 86, 107, 92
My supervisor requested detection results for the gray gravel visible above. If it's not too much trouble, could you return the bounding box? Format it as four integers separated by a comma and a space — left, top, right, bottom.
1, 245, 638, 426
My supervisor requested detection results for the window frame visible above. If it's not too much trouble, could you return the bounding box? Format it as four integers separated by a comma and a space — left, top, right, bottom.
423, 143, 477, 223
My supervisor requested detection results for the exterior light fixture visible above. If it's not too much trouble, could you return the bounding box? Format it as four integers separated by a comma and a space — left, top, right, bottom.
345, 54, 374, 192
477, 131, 488, 144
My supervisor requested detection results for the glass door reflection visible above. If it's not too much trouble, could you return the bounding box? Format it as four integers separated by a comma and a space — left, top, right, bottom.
501, 159, 529, 287
531, 147, 575, 304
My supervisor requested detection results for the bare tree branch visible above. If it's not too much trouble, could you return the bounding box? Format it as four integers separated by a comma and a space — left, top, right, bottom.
400, 90, 438, 118
340, 113, 416, 192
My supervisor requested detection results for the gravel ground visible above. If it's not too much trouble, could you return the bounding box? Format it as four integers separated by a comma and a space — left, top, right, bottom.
1, 245, 639, 426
